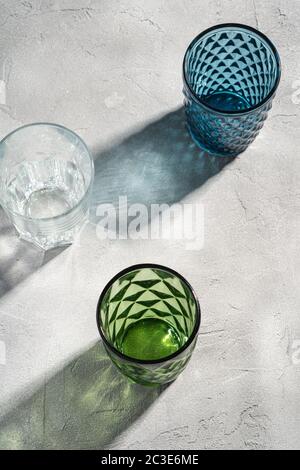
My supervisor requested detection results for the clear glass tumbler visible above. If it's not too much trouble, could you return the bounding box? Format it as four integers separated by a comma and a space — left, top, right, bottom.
97, 264, 201, 386
0, 123, 94, 250
183, 23, 281, 156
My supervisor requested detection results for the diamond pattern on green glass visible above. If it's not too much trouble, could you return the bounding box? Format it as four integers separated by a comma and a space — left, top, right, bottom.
98, 266, 200, 385
108, 346, 196, 386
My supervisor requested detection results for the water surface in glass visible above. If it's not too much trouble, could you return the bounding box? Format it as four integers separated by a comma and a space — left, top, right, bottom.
6, 159, 86, 219
0, 123, 94, 249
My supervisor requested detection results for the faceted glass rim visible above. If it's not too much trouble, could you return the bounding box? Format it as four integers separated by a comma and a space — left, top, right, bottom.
183, 23, 281, 116
0, 122, 94, 222
96, 263, 201, 365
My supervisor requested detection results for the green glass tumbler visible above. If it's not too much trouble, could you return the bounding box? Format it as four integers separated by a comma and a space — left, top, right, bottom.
96, 264, 201, 386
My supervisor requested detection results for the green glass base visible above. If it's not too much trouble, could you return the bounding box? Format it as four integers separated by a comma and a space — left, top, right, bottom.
125, 374, 162, 387
120, 318, 182, 361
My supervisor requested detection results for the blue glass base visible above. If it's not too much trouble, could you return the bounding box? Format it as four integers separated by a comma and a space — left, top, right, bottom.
187, 125, 239, 158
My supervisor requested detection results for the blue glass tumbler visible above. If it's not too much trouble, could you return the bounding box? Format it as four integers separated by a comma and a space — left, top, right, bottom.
183, 24, 281, 157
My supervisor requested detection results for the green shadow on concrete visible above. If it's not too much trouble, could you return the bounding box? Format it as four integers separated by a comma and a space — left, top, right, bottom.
0, 342, 165, 449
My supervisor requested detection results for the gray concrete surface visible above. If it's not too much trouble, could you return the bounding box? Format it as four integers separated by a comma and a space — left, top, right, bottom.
0, 0, 300, 450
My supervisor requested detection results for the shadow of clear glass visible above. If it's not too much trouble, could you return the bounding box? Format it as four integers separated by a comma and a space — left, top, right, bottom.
0, 123, 94, 250
97, 264, 201, 386
183, 23, 281, 157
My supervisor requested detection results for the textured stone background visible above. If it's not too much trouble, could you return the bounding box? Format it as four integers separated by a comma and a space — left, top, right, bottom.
0, 0, 300, 450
